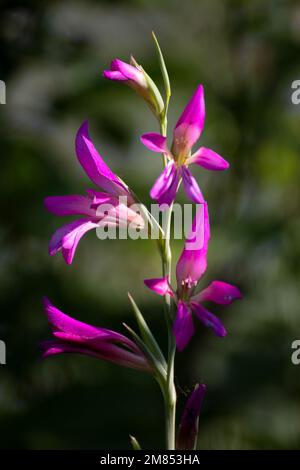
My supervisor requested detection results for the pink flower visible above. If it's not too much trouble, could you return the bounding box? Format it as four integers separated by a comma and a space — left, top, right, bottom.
40, 298, 151, 372
103, 58, 164, 116
44, 121, 144, 264
144, 203, 242, 350
176, 384, 206, 450
141, 85, 229, 206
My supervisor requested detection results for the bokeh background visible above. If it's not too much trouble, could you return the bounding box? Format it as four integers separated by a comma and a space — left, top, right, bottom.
1, 0, 300, 450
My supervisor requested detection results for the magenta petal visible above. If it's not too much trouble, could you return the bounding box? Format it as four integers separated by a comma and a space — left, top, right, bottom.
41, 299, 150, 371
173, 85, 205, 151
61, 219, 100, 265
172, 301, 195, 351
43, 297, 109, 338
176, 383, 206, 450
176, 249, 206, 289
53, 331, 141, 360
176, 203, 210, 286
49, 218, 98, 264
44, 195, 95, 217
43, 298, 138, 349
40, 339, 71, 358
140, 133, 168, 153
185, 202, 210, 250
181, 166, 204, 204
150, 162, 179, 206
86, 189, 117, 209
156, 174, 179, 207
150, 163, 174, 199
111, 59, 146, 85
39, 340, 62, 358
194, 281, 242, 305
189, 147, 229, 171
40, 339, 102, 359
144, 277, 173, 297
49, 219, 86, 256
191, 302, 227, 337
103, 59, 146, 88
40, 339, 149, 371
75, 121, 127, 195
103, 70, 128, 81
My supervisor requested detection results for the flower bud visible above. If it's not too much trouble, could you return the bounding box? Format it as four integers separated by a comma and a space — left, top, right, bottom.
103, 57, 164, 117
176, 383, 206, 450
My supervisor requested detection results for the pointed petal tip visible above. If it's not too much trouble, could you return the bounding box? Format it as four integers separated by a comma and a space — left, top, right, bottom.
191, 302, 227, 338
190, 382, 207, 407
42, 296, 52, 310
189, 147, 230, 171
77, 120, 89, 135
48, 245, 56, 257
44, 197, 51, 210
64, 254, 73, 265
195, 382, 207, 392
173, 84, 206, 155
144, 276, 172, 296
110, 58, 118, 67
39, 341, 52, 359
176, 378, 206, 450
75, 120, 91, 149
195, 281, 242, 305
196, 83, 204, 94
75, 121, 126, 193
42, 297, 60, 326
62, 246, 75, 265
176, 340, 188, 352
140, 133, 167, 153
218, 326, 228, 338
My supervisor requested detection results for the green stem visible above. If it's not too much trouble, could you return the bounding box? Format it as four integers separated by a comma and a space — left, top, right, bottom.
165, 334, 176, 450
159, 115, 177, 450
160, 117, 168, 167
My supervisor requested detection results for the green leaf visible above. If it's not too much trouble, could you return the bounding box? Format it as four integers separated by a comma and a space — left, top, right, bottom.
129, 435, 142, 450
128, 293, 167, 370
123, 322, 167, 381
152, 31, 171, 110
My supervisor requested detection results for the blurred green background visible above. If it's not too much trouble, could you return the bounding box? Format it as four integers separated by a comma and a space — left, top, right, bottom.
1, 0, 300, 450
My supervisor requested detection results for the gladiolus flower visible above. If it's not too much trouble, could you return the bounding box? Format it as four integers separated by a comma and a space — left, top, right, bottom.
40, 298, 151, 372
144, 203, 242, 350
141, 85, 229, 206
103, 57, 164, 117
176, 384, 206, 450
44, 121, 144, 264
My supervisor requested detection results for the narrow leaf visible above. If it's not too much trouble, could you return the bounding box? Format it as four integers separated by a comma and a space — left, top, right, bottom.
128, 293, 167, 370
130, 435, 141, 450
152, 31, 171, 105
123, 322, 167, 380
